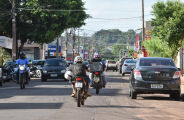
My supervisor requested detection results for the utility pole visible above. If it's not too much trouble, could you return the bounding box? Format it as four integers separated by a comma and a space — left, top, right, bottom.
142, 0, 145, 44
72, 29, 76, 61
12, 0, 17, 60
77, 29, 80, 54
65, 31, 68, 60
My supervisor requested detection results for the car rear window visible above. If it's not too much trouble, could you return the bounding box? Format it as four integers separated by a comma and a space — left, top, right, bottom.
125, 59, 137, 63
45, 60, 67, 67
108, 61, 116, 64
140, 59, 175, 67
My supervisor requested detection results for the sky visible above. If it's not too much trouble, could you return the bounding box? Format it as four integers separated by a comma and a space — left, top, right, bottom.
81, 0, 184, 35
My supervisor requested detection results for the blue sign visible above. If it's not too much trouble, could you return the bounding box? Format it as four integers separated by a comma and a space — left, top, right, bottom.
48, 45, 61, 52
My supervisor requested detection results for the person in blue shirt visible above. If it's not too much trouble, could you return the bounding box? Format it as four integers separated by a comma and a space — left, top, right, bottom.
16, 51, 30, 83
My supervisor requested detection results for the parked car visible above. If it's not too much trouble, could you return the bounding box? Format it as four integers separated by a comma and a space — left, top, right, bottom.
30, 60, 45, 78
106, 60, 117, 71
129, 57, 181, 100
122, 59, 137, 76
118, 57, 133, 74
42, 58, 67, 82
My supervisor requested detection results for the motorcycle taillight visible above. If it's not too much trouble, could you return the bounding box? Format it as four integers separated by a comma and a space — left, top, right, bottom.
95, 72, 99, 75
76, 77, 82, 81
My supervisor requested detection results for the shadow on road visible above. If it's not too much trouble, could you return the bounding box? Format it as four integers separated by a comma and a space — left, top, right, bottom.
0, 103, 63, 109
107, 77, 129, 83
91, 88, 127, 96
85, 105, 155, 109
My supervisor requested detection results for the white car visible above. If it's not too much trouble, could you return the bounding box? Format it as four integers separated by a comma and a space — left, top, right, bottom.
122, 59, 137, 76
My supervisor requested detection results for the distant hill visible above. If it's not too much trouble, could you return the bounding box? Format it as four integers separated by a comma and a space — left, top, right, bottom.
91, 29, 137, 46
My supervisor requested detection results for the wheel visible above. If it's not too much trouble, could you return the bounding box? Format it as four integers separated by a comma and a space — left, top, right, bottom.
19, 74, 24, 89
36, 70, 42, 78
130, 88, 137, 99
77, 89, 81, 107
41, 78, 47, 82
96, 88, 99, 94
122, 73, 125, 76
81, 99, 84, 105
170, 91, 180, 101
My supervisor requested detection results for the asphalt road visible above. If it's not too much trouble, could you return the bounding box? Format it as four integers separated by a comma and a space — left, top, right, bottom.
0, 72, 184, 120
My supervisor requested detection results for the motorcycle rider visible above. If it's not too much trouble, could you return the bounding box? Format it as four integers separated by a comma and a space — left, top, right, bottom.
89, 52, 106, 87
16, 51, 30, 84
66, 56, 92, 97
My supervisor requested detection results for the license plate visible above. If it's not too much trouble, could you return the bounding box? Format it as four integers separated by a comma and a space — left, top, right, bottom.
50, 74, 58, 77
151, 84, 163, 89
75, 82, 83, 88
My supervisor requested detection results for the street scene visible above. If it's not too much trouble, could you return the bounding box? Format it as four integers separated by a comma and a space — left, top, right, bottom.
1, 72, 184, 120
1, 0, 184, 120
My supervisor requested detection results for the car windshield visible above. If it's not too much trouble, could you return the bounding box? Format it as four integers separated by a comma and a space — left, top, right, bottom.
37, 61, 45, 65
140, 59, 175, 67
126, 59, 137, 63
45, 60, 67, 67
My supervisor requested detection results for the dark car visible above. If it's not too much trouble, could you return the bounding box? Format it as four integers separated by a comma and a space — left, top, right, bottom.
42, 58, 67, 82
129, 57, 181, 100
118, 57, 133, 74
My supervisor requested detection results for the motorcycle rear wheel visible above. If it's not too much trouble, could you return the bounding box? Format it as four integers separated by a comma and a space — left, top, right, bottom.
77, 89, 81, 107
96, 88, 99, 94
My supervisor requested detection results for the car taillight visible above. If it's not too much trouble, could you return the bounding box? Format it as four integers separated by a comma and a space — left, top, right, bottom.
76, 77, 82, 81
95, 72, 99, 75
173, 71, 180, 79
134, 70, 142, 79
124, 64, 128, 66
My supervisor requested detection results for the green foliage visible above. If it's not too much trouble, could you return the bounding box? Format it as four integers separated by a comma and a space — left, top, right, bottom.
111, 44, 124, 55
151, 0, 184, 60
0, 0, 88, 45
127, 49, 136, 57
142, 37, 172, 58
0, 47, 11, 66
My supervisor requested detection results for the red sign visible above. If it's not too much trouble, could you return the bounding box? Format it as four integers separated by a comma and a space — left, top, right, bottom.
136, 34, 139, 48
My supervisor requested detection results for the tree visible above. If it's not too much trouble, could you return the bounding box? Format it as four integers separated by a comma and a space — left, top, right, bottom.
151, 0, 184, 60
0, 0, 88, 52
142, 37, 172, 57
111, 44, 124, 55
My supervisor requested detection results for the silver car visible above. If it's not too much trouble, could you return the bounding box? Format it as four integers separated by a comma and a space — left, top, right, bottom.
122, 59, 137, 76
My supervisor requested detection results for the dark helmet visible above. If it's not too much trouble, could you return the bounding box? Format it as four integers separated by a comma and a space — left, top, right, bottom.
19, 51, 25, 59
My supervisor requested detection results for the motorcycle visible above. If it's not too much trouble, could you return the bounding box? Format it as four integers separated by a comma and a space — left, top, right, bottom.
92, 71, 103, 94
30, 66, 42, 78
74, 76, 88, 107
18, 64, 28, 89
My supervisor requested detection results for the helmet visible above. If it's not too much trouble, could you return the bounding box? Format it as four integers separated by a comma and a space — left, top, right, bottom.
20, 51, 25, 56
19, 51, 25, 59
74, 56, 83, 64
93, 52, 101, 58
64, 71, 74, 80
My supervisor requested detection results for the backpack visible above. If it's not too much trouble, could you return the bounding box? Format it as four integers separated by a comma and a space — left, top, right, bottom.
73, 63, 84, 76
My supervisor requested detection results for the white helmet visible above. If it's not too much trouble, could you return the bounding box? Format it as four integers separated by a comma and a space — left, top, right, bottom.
74, 56, 83, 64
64, 71, 74, 80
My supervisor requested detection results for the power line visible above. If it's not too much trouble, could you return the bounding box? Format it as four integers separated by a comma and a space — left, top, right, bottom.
17, 8, 86, 12
88, 14, 152, 21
